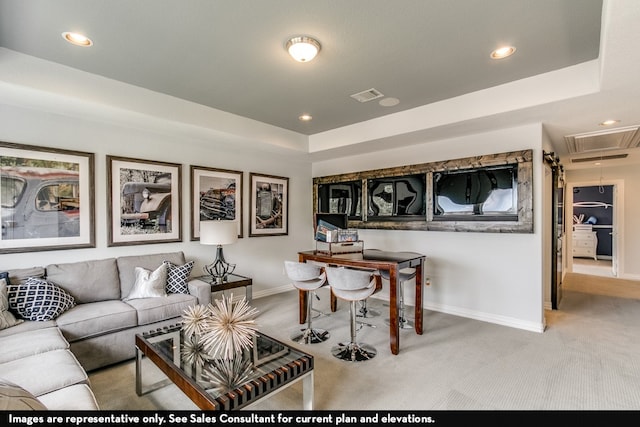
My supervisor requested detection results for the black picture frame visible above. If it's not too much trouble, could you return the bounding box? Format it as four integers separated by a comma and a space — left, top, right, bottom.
190, 165, 243, 240
0, 141, 95, 253
249, 173, 288, 237
107, 155, 182, 246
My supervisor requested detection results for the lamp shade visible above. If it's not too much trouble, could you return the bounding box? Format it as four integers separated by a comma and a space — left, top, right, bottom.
200, 221, 238, 245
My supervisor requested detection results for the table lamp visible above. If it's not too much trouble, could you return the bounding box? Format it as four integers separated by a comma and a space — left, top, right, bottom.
200, 220, 238, 283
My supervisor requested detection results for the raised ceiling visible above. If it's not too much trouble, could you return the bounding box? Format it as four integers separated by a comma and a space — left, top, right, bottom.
1, 0, 640, 168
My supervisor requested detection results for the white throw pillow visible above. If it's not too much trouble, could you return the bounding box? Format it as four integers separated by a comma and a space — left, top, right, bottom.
1, 277, 23, 330
124, 264, 168, 300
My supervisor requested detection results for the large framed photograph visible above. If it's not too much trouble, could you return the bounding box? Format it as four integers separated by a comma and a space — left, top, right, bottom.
107, 155, 181, 246
0, 141, 95, 254
249, 172, 288, 237
190, 165, 243, 240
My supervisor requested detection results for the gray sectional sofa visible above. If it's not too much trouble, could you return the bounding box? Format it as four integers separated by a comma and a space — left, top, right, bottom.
0, 251, 210, 410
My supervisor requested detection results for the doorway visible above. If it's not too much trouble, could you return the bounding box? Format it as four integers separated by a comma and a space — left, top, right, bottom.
566, 180, 623, 279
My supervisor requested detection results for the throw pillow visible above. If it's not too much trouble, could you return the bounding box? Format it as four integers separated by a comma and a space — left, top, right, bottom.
163, 260, 194, 294
0, 378, 47, 410
124, 264, 168, 301
7, 277, 75, 322
1, 275, 24, 330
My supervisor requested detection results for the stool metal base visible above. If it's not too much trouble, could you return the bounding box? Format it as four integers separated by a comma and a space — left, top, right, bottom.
357, 300, 380, 318
291, 327, 330, 344
331, 342, 377, 362
384, 317, 414, 329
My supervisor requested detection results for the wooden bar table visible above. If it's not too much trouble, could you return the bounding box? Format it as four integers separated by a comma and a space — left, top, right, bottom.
297, 249, 426, 355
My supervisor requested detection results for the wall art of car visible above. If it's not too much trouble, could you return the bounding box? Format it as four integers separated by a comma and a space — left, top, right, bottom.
1, 166, 81, 239
199, 182, 236, 220
120, 173, 172, 231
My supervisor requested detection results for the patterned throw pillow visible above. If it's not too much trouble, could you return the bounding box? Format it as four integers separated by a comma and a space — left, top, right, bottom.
124, 264, 168, 301
1, 276, 24, 330
163, 260, 194, 294
7, 277, 75, 321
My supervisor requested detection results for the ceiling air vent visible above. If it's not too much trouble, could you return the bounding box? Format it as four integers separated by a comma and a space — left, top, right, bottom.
571, 153, 628, 163
564, 126, 640, 154
350, 88, 384, 103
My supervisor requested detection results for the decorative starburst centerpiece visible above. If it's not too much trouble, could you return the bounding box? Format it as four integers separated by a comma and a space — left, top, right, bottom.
202, 357, 254, 394
181, 294, 259, 361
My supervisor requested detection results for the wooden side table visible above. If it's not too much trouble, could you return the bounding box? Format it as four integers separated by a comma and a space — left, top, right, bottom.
194, 273, 253, 303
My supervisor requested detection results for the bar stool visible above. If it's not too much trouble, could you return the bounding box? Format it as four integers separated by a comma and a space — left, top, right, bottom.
369, 248, 417, 330
380, 268, 416, 329
284, 261, 330, 344
325, 266, 378, 362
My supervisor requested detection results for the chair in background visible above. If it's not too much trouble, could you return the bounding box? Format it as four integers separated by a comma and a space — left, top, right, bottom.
367, 248, 418, 330
380, 268, 417, 329
325, 266, 378, 362
284, 261, 330, 344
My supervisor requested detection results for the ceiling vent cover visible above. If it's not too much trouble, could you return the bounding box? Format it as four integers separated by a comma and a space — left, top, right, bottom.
350, 88, 384, 103
564, 126, 640, 154
571, 153, 629, 163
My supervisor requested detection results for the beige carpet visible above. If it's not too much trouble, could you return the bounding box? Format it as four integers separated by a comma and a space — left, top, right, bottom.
88, 281, 640, 411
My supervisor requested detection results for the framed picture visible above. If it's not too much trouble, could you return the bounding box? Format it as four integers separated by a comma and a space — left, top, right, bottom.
190, 165, 243, 240
249, 172, 288, 237
0, 141, 95, 253
107, 155, 182, 246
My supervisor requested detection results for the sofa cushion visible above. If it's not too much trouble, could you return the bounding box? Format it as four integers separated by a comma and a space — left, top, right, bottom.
45, 258, 120, 303
0, 318, 55, 338
1, 275, 23, 330
124, 264, 168, 301
125, 293, 196, 326
164, 260, 194, 294
0, 378, 47, 410
55, 300, 137, 342
117, 251, 186, 298
7, 267, 45, 285
8, 277, 75, 321
0, 327, 69, 364
0, 349, 88, 397
36, 383, 99, 410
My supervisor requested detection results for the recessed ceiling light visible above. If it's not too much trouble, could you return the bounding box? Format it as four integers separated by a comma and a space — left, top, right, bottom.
379, 97, 400, 107
299, 114, 313, 121
62, 31, 93, 47
286, 36, 321, 62
599, 119, 620, 126
490, 46, 516, 59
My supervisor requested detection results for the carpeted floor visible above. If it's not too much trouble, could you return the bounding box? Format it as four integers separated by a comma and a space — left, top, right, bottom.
88, 280, 640, 411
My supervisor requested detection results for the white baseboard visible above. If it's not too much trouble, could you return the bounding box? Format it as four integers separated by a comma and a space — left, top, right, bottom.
422, 301, 545, 333
252, 284, 292, 300
252, 286, 546, 333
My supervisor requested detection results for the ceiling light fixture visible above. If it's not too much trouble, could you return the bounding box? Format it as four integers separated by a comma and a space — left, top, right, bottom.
599, 119, 620, 126
298, 114, 313, 121
286, 36, 321, 62
490, 46, 516, 59
62, 31, 93, 47
379, 97, 400, 107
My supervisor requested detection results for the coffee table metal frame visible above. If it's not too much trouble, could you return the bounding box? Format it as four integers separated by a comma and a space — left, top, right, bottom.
135, 325, 314, 410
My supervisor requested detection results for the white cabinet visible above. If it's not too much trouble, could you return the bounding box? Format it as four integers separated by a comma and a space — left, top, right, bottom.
573, 225, 598, 260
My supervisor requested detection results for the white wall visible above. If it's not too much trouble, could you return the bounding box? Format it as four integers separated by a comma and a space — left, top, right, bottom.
0, 103, 314, 297
566, 164, 640, 279
0, 98, 549, 333
313, 123, 547, 332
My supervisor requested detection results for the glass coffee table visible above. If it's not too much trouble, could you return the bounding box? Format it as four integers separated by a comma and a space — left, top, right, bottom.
135, 324, 314, 410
